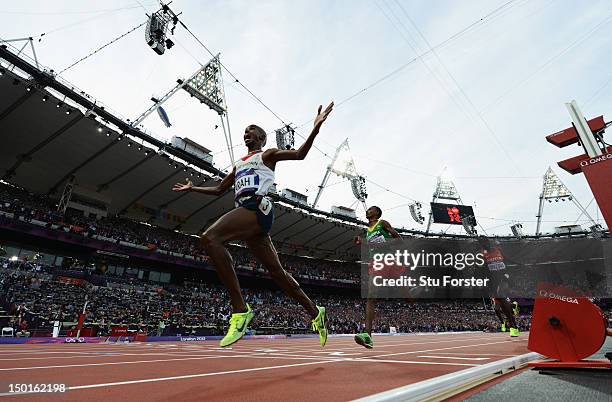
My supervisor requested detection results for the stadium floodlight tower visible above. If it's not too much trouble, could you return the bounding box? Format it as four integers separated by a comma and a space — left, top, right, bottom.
312, 139, 367, 211
131, 55, 235, 163
534, 167, 597, 235
425, 171, 463, 233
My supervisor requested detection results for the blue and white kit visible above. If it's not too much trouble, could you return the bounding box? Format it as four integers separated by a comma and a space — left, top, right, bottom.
234, 151, 275, 233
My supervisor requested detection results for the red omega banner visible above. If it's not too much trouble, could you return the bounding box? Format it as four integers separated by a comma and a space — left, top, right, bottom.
581, 153, 612, 229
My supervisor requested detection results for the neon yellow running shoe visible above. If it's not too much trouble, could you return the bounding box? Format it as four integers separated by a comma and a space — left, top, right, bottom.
501, 322, 507, 332
219, 304, 254, 347
354, 332, 373, 349
311, 306, 327, 347
512, 301, 519, 317
509, 327, 520, 337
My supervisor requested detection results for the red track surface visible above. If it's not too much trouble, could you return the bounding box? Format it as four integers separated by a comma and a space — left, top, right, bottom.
0, 332, 529, 401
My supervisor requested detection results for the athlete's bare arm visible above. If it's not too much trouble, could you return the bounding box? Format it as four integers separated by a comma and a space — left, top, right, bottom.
380, 220, 401, 238
172, 169, 236, 196
262, 102, 333, 168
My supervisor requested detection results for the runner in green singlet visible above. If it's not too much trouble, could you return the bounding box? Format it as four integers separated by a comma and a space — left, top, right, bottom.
353, 206, 401, 348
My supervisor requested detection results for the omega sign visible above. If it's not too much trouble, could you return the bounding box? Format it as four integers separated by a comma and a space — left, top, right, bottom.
580, 153, 612, 167
538, 289, 579, 304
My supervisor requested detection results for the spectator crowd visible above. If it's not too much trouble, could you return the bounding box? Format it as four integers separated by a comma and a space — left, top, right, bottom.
0, 182, 360, 284
0, 259, 535, 337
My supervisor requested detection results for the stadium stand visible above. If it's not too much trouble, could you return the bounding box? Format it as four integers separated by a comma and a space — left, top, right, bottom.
0, 259, 536, 337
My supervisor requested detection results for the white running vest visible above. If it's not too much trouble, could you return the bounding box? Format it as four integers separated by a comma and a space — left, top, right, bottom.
234, 151, 275, 200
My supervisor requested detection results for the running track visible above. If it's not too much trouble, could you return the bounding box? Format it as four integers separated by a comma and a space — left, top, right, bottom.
0, 332, 529, 401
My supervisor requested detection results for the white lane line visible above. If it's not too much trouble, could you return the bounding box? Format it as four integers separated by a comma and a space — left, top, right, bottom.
0, 348, 363, 363
417, 356, 490, 361
307, 335, 510, 352
0, 348, 154, 356
0, 352, 227, 362
0, 353, 344, 372
253, 349, 286, 353
369, 339, 525, 359
69, 360, 338, 391
0, 360, 339, 396
0, 355, 226, 371
351, 358, 478, 367
426, 352, 518, 357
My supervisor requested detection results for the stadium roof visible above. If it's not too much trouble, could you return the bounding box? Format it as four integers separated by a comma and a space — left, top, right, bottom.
0, 45, 368, 260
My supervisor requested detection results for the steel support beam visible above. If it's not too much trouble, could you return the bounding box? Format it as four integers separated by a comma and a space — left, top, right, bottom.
159, 178, 214, 209
3, 114, 82, 180
119, 169, 185, 214
47, 139, 120, 195
0, 90, 34, 122
282, 220, 322, 242
97, 152, 156, 192
271, 215, 307, 237
178, 192, 229, 231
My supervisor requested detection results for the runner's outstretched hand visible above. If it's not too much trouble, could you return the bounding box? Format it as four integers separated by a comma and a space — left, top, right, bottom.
313, 102, 334, 132
172, 178, 193, 192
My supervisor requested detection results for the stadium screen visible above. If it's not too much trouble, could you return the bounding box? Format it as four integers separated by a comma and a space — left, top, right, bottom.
430, 202, 476, 225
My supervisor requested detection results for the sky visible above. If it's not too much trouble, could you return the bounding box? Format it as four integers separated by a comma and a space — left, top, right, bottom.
2, 0, 611, 235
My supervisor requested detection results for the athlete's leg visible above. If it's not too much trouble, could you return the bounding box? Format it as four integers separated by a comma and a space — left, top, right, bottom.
201, 207, 264, 313
494, 298, 517, 328
365, 298, 376, 335
245, 235, 318, 318
355, 277, 376, 348
492, 298, 505, 324
499, 298, 517, 328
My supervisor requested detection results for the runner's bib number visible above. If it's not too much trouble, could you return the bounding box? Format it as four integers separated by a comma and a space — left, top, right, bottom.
235, 174, 259, 196
258, 197, 272, 215
487, 261, 506, 271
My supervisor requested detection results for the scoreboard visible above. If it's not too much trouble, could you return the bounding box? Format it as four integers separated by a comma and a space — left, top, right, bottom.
430, 202, 476, 225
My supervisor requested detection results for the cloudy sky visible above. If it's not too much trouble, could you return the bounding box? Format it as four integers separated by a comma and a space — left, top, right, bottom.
2, 0, 611, 235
